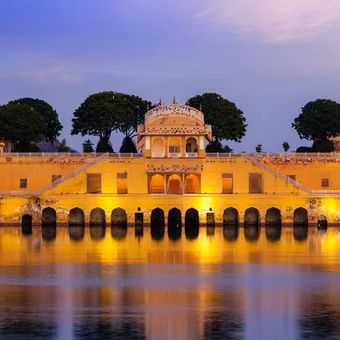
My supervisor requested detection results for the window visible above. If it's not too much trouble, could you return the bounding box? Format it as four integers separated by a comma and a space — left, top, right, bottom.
321, 178, 329, 188
149, 174, 164, 193
169, 145, 180, 154
19, 178, 27, 189
52, 174, 62, 182
288, 174, 296, 181
87, 173, 101, 193
117, 172, 128, 194
249, 173, 263, 193
222, 173, 233, 194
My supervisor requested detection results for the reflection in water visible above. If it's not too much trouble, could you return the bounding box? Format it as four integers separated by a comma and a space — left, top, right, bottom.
206, 226, 215, 236
265, 225, 282, 242
0, 227, 339, 339
151, 225, 165, 241
69, 226, 85, 241
22, 224, 32, 236
223, 226, 239, 242
293, 226, 308, 241
168, 225, 181, 241
244, 226, 259, 241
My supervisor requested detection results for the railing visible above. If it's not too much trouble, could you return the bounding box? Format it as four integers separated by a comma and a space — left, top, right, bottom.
206, 152, 340, 158
186, 152, 198, 157
0, 152, 144, 158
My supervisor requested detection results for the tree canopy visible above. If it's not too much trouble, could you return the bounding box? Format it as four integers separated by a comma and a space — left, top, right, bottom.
0, 103, 45, 151
71, 91, 151, 152
186, 92, 247, 143
8, 98, 62, 142
292, 99, 340, 142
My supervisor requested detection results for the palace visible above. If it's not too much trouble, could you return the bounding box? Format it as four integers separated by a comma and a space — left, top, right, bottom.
0, 103, 339, 228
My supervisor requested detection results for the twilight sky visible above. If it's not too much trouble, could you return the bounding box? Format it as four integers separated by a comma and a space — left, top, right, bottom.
1, 0, 340, 152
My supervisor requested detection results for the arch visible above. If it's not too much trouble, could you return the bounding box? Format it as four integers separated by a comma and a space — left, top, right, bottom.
184, 174, 200, 193
149, 174, 164, 193
185, 137, 198, 154
151, 208, 165, 240
111, 208, 127, 228
244, 208, 260, 226
185, 208, 199, 239
223, 226, 239, 242
223, 208, 239, 226
152, 137, 164, 157
22, 214, 32, 235
265, 207, 281, 226
244, 226, 260, 242
42, 207, 56, 226
90, 208, 106, 226
90, 226, 106, 240
69, 226, 85, 241
69, 208, 85, 226
317, 214, 328, 228
293, 207, 308, 226
168, 208, 182, 240
167, 174, 182, 194
265, 225, 282, 242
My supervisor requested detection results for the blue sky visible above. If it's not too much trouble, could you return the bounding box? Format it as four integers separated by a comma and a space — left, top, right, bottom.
1, 0, 340, 152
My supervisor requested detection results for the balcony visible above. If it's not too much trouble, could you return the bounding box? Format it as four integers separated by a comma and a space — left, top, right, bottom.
185, 152, 198, 158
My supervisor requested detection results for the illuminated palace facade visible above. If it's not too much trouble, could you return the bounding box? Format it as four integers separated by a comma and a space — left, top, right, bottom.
0, 103, 339, 227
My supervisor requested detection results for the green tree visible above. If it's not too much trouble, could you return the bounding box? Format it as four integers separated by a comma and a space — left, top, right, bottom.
71, 91, 151, 152
186, 93, 247, 143
82, 139, 94, 153
0, 103, 45, 151
119, 136, 137, 153
255, 144, 262, 153
9, 98, 62, 142
292, 99, 340, 152
205, 140, 233, 153
57, 138, 71, 152
282, 141, 290, 152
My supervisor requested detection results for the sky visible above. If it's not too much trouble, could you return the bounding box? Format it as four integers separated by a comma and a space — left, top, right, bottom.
0, 0, 340, 152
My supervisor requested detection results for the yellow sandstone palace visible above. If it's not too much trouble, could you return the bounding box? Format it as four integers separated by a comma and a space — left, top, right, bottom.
0, 103, 339, 227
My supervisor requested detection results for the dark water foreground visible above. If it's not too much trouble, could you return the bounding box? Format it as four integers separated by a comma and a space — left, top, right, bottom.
0, 226, 340, 339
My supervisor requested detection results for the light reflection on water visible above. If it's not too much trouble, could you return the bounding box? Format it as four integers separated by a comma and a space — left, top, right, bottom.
0, 226, 340, 339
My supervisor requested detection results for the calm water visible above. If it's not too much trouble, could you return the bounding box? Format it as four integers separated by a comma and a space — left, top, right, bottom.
0, 226, 340, 339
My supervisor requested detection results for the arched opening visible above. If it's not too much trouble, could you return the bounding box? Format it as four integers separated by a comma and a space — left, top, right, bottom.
90, 208, 106, 226
69, 226, 85, 241
317, 214, 328, 229
22, 214, 32, 235
244, 226, 259, 241
167, 174, 182, 194
69, 208, 85, 226
149, 174, 164, 193
244, 208, 260, 226
265, 226, 281, 242
152, 137, 164, 157
184, 174, 200, 193
90, 226, 106, 240
42, 207, 56, 226
168, 208, 182, 240
185, 208, 199, 239
111, 208, 127, 228
293, 207, 308, 226
293, 226, 308, 241
223, 208, 239, 226
223, 226, 239, 242
42, 226, 56, 241
151, 208, 165, 240
185, 137, 198, 154
265, 207, 281, 226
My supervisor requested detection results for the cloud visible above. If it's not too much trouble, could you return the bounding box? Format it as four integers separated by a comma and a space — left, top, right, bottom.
195, 0, 340, 43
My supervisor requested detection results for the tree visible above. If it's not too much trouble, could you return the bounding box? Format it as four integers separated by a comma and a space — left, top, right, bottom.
0, 103, 45, 151
282, 141, 290, 152
57, 139, 71, 152
292, 99, 340, 152
9, 98, 62, 142
186, 93, 247, 143
255, 144, 262, 153
82, 139, 94, 153
119, 136, 137, 153
205, 140, 233, 153
71, 91, 151, 152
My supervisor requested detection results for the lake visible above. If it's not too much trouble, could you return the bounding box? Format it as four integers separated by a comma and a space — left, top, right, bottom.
0, 226, 340, 339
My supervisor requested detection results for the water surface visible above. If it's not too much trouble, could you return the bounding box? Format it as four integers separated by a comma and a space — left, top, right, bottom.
0, 226, 340, 339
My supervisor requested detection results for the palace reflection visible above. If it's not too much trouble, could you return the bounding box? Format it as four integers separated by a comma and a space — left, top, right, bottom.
0, 227, 339, 338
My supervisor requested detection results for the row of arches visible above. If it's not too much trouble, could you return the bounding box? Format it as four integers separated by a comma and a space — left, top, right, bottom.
21, 206, 312, 228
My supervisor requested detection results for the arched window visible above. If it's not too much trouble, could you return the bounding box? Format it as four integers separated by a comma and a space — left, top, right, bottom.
152, 138, 164, 157
167, 174, 182, 194
185, 137, 198, 155
149, 174, 164, 193
184, 174, 200, 193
